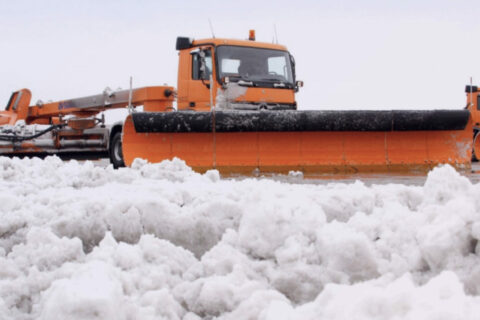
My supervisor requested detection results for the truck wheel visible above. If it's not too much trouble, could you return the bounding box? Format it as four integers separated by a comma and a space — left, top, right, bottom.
473, 132, 480, 162
110, 131, 125, 168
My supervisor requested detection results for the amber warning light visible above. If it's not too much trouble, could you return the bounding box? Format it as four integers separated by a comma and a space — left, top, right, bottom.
249, 30, 255, 41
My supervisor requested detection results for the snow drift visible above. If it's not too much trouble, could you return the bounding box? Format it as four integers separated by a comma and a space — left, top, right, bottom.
1, 156, 480, 319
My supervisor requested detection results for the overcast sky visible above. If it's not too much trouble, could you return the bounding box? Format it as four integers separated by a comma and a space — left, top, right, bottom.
2, 0, 480, 122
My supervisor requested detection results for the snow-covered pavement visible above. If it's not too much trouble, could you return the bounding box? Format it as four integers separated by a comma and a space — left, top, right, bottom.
1, 156, 480, 319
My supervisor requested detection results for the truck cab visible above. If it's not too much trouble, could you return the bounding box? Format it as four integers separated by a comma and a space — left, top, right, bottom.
466, 85, 480, 160
175, 32, 302, 111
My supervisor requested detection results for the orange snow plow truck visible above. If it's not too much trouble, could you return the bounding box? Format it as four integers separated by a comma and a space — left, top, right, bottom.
0, 31, 477, 173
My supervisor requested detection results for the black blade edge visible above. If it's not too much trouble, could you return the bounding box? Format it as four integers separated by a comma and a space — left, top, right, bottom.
131, 110, 470, 133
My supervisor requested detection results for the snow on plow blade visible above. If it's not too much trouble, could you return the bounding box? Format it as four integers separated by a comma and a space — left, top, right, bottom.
122, 110, 472, 173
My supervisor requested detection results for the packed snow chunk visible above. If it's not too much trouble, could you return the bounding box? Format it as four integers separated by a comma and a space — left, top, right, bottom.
39, 261, 132, 320
175, 275, 236, 317
0, 156, 18, 180
138, 289, 185, 320
87, 233, 197, 292
191, 231, 254, 278
0, 193, 21, 213
104, 204, 143, 244
137, 234, 197, 276
316, 180, 376, 222
472, 220, 480, 246
259, 300, 294, 320
415, 165, 478, 270
274, 234, 320, 265
289, 272, 480, 320
7, 227, 84, 272
131, 157, 197, 182
270, 235, 326, 303
0, 299, 12, 320
358, 201, 428, 276
51, 199, 109, 252
140, 196, 242, 257
417, 210, 474, 270
113, 241, 144, 270
204, 169, 220, 182
221, 290, 290, 320
174, 268, 266, 318
316, 221, 379, 283
423, 164, 472, 205
0, 156, 61, 183
269, 259, 326, 304
0, 205, 28, 254
238, 186, 325, 259
62, 160, 112, 189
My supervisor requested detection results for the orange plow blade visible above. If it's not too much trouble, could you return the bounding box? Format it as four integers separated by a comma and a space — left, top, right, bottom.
122, 110, 472, 174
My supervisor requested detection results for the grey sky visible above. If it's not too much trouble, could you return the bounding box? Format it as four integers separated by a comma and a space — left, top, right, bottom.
2, 0, 480, 122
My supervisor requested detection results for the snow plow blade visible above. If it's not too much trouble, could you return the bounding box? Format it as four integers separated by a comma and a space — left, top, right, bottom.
122, 110, 472, 174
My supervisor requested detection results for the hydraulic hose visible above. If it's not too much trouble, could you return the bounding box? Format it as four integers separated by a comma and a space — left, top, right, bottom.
0, 124, 65, 142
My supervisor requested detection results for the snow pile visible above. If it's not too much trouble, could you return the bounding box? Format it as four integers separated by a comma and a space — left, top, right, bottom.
1, 156, 480, 319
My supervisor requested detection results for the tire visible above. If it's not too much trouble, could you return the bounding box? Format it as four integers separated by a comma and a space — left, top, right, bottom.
472, 130, 480, 162
473, 130, 480, 162
109, 131, 125, 168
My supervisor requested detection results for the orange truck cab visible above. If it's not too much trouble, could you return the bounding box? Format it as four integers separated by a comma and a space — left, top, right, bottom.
175, 31, 303, 111
466, 85, 480, 159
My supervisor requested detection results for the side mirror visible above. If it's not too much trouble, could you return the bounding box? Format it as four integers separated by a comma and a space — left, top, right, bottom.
191, 49, 209, 81
176, 37, 192, 50
296, 80, 304, 88
198, 52, 207, 81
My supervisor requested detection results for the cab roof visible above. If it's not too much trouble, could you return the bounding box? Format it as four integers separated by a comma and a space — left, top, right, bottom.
191, 38, 288, 51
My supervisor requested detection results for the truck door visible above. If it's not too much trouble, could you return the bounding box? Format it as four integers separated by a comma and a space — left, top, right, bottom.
187, 47, 214, 111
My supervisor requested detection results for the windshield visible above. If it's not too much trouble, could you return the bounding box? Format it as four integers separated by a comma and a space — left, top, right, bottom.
217, 46, 294, 85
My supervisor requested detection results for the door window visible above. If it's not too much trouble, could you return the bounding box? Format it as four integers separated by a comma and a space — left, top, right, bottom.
192, 49, 212, 80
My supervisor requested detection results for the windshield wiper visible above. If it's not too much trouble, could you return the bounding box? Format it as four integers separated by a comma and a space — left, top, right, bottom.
238, 80, 254, 87
256, 78, 293, 88
274, 81, 294, 89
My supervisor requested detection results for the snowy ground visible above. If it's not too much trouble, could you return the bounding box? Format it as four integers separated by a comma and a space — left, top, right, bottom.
1, 156, 480, 319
